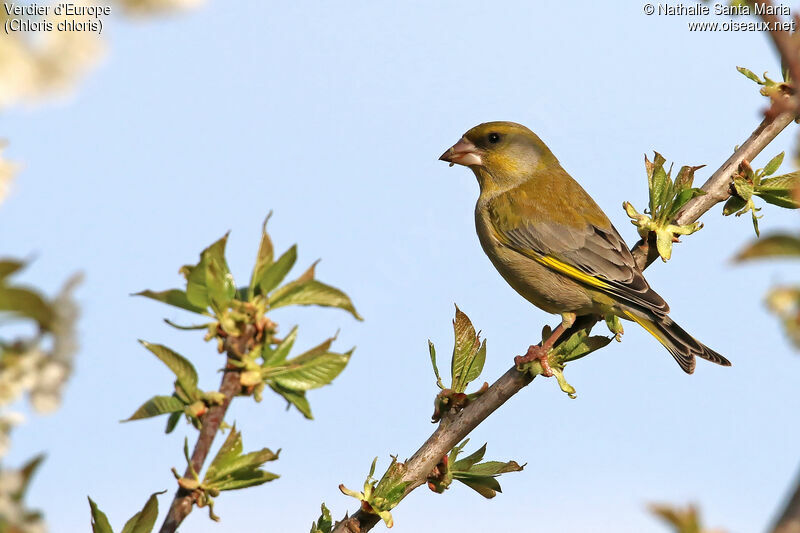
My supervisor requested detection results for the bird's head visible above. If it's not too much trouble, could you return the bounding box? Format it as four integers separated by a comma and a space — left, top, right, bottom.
439, 121, 559, 194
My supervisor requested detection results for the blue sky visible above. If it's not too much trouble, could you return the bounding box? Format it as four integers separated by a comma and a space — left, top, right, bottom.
2, 1, 800, 531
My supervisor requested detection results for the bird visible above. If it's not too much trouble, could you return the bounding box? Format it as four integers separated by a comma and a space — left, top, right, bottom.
439, 121, 730, 374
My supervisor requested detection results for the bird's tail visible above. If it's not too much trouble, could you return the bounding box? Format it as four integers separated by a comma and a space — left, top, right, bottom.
622, 310, 731, 374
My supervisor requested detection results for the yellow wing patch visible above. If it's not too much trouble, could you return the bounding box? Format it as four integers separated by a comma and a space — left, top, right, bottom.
534, 255, 612, 291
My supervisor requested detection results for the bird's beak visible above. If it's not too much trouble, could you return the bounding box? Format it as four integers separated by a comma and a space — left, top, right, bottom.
439, 137, 483, 167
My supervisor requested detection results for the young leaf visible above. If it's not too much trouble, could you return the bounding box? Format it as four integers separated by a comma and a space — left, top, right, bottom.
453, 475, 502, 498
13, 454, 45, 501
124, 395, 186, 421
310, 503, 333, 533
466, 460, 525, 477
756, 171, 800, 208
268, 382, 313, 419
249, 214, 275, 297
722, 195, 748, 216
186, 234, 236, 312
554, 328, 613, 363
133, 289, 209, 315
139, 341, 199, 399
262, 325, 299, 367
763, 152, 785, 176
270, 350, 353, 391
448, 442, 524, 499
89, 497, 115, 533
429, 340, 444, 389
452, 443, 487, 472
734, 234, 800, 261
165, 411, 182, 433
737, 66, 763, 84
0, 286, 54, 328
120, 491, 165, 533
668, 188, 705, 219
270, 279, 362, 320
0, 259, 24, 280
257, 245, 298, 296
649, 503, 704, 533
450, 306, 485, 393
204, 426, 279, 492
733, 177, 754, 201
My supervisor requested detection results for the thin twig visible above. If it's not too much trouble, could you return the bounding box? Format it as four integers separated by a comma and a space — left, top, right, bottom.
332, 108, 796, 533
158, 368, 241, 533
772, 462, 800, 533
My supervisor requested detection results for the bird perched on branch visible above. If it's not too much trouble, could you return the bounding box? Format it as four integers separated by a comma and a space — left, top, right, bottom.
439, 121, 730, 374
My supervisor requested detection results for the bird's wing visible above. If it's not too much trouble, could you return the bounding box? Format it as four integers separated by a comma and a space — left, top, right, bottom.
487, 181, 669, 316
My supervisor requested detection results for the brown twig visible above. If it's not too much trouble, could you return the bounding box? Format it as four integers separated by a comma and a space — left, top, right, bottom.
750, 4, 800, 533
158, 367, 241, 533
772, 462, 800, 533
332, 108, 796, 533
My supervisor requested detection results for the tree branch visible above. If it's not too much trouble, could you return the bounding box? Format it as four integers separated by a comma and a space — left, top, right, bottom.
332, 107, 796, 533
158, 367, 241, 533
772, 462, 800, 533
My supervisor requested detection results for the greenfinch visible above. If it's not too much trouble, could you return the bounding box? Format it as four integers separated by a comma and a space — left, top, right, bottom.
439, 121, 730, 374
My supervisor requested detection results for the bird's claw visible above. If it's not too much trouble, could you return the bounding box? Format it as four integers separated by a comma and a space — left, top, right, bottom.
514, 345, 554, 377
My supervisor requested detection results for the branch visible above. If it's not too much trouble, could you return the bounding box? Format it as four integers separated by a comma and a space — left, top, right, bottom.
158, 366, 241, 533
749, 4, 800, 533
332, 108, 796, 533
772, 462, 800, 533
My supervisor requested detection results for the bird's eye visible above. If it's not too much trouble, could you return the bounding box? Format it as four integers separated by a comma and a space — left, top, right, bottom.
488, 132, 501, 144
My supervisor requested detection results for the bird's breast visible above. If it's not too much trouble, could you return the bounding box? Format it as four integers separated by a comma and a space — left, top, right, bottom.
474, 202, 596, 315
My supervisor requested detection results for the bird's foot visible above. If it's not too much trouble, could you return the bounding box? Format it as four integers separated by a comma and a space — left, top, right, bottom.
514, 344, 554, 377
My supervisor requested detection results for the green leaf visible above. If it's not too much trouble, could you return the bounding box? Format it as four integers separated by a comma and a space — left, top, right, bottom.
465, 460, 524, 476
454, 474, 503, 498
668, 188, 705, 219
310, 503, 333, 533
734, 234, 800, 261
270, 349, 353, 391
13, 454, 45, 500
752, 208, 761, 237
163, 319, 212, 330
165, 411, 181, 434
763, 152, 785, 176
428, 340, 444, 389
262, 325, 299, 367
650, 503, 703, 533
464, 340, 486, 385
733, 177, 754, 202
450, 306, 485, 393
737, 66, 763, 84
258, 245, 297, 296
89, 497, 115, 533
133, 289, 210, 315
648, 153, 668, 215
452, 443, 487, 472
139, 341, 199, 399
186, 234, 236, 313
270, 279, 362, 320
0, 259, 24, 280
0, 285, 54, 328
723, 195, 748, 216
120, 491, 165, 533
124, 395, 186, 421
204, 427, 279, 492
268, 382, 313, 419
249, 214, 275, 298
756, 171, 800, 208
555, 328, 613, 363
657, 164, 675, 218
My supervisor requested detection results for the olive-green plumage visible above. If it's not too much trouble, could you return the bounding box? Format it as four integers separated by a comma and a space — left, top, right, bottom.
441, 121, 730, 374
